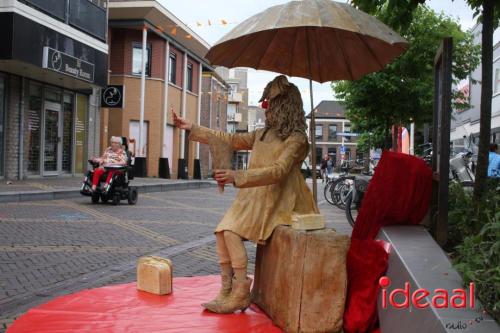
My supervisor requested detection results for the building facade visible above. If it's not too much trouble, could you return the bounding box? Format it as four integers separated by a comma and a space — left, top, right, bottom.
215, 67, 250, 169
0, 0, 108, 179
307, 100, 358, 166
102, 0, 211, 178
199, 70, 228, 178
247, 105, 265, 132
451, 23, 500, 148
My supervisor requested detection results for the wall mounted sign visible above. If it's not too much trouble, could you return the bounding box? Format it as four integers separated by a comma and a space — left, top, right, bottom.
42, 46, 95, 83
101, 85, 125, 108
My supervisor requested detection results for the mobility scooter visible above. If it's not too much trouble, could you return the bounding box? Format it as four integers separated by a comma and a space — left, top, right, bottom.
80, 140, 138, 205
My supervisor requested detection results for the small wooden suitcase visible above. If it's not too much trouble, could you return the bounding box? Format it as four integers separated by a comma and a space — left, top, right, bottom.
136, 256, 173, 295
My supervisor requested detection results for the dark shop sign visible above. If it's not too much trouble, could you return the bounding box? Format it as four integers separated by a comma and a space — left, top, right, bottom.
101, 85, 125, 108
42, 46, 95, 83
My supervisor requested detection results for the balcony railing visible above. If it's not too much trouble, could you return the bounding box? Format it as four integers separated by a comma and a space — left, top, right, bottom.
21, 0, 66, 20
19, 0, 107, 42
227, 113, 243, 122
228, 92, 243, 103
69, 0, 107, 41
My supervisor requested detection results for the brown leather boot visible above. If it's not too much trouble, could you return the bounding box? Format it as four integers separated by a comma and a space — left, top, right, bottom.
201, 272, 233, 310
203, 277, 252, 314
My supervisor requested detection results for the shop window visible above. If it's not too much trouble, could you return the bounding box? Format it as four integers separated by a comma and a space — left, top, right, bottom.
27, 83, 43, 174
316, 147, 323, 165
132, 43, 151, 76
187, 63, 193, 92
168, 52, 177, 84
75, 94, 87, 174
0, 76, 4, 177
62, 93, 74, 173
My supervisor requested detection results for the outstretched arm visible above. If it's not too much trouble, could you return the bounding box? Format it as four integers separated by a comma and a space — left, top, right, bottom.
188, 124, 257, 151
173, 110, 256, 150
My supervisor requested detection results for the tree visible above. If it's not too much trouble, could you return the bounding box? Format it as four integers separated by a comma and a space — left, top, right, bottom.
335, 6, 480, 153
351, 0, 500, 201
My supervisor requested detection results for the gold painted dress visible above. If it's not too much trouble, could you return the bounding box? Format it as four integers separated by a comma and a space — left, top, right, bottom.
189, 124, 319, 244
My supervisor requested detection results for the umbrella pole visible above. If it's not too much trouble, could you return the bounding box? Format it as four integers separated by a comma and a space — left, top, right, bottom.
309, 79, 318, 203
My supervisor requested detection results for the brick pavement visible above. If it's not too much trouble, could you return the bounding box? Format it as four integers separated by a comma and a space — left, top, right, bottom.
0, 183, 350, 332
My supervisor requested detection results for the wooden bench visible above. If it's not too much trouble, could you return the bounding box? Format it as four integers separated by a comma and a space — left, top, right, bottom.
251, 226, 350, 333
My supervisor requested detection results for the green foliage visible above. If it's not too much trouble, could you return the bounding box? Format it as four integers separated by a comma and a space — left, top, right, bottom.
448, 182, 500, 322
351, 0, 500, 31
334, 6, 480, 149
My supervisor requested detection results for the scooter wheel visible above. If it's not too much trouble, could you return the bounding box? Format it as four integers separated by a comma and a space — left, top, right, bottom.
91, 192, 100, 204
128, 187, 138, 205
112, 194, 120, 206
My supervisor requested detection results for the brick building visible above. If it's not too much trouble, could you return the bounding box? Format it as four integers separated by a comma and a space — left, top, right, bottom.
0, 0, 108, 179
199, 70, 229, 178
102, 0, 212, 178
306, 100, 359, 166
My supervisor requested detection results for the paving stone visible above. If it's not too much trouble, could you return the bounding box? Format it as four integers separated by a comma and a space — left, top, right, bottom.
0, 183, 351, 333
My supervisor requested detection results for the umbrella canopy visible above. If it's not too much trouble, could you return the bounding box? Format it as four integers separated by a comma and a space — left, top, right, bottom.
205, 0, 408, 82
205, 0, 408, 202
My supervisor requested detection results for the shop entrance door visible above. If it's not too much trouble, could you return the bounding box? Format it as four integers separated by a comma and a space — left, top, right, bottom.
43, 100, 62, 175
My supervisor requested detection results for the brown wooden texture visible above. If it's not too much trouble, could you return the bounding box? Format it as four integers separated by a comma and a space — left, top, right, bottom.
252, 226, 350, 333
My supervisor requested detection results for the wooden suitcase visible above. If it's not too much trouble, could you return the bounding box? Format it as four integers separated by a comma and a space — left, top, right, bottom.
251, 226, 350, 333
136, 256, 173, 295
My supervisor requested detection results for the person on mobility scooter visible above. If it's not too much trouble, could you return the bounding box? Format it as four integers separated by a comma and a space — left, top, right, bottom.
80, 136, 138, 205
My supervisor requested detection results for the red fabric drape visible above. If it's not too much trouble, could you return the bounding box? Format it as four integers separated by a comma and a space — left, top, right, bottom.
352, 151, 433, 240
343, 151, 432, 333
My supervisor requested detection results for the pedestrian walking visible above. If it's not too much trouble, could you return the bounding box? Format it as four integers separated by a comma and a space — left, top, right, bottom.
488, 143, 500, 178
327, 155, 334, 177
320, 154, 328, 183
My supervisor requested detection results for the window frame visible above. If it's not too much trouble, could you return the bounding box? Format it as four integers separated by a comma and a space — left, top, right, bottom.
132, 42, 152, 77
328, 124, 337, 141
187, 62, 193, 92
494, 67, 500, 95
315, 125, 323, 141
168, 52, 177, 84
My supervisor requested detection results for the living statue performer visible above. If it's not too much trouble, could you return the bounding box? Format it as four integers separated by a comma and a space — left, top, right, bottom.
174, 75, 319, 313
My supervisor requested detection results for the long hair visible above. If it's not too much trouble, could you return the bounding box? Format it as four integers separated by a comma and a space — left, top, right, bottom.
259, 75, 308, 141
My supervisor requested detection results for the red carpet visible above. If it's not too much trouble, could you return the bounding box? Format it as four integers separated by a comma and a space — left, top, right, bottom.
7, 275, 282, 333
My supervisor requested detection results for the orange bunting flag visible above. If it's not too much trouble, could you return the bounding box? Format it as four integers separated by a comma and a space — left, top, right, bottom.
221, 19, 228, 25
186, 34, 192, 39
171, 27, 177, 35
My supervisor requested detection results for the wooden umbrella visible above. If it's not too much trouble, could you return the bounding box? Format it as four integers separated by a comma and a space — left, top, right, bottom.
205, 0, 408, 201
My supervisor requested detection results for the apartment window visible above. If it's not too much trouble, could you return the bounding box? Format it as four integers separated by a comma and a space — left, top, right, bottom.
168, 52, 177, 84
495, 68, 500, 95
344, 123, 351, 143
229, 84, 238, 93
315, 125, 323, 141
328, 124, 337, 141
187, 63, 193, 92
132, 43, 151, 76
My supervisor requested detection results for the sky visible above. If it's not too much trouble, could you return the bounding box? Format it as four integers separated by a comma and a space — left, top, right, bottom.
159, 0, 488, 111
